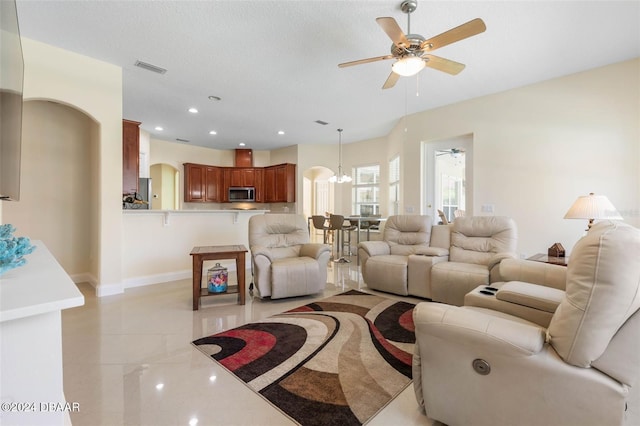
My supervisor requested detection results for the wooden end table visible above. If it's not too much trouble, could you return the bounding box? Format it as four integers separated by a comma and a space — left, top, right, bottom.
190, 245, 248, 310
527, 253, 568, 266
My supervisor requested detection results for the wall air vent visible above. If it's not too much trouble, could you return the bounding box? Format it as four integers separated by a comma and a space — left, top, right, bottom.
134, 60, 167, 74
315, 120, 329, 125
176, 138, 190, 143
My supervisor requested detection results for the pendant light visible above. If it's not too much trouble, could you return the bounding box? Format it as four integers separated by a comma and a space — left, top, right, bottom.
329, 129, 352, 183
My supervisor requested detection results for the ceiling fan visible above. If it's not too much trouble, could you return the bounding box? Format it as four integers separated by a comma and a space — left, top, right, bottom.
436, 148, 465, 157
338, 0, 486, 89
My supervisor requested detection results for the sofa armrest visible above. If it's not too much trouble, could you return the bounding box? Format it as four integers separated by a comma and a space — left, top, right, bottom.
250, 245, 275, 262
488, 252, 518, 270
413, 302, 546, 356
496, 281, 564, 313
499, 258, 567, 290
300, 243, 331, 260
358, 241, 390, 257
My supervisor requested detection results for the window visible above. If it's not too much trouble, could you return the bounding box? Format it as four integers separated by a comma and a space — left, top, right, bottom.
352, 164, 380, 216
389, 156, 400, 216
440, 174, 463, 222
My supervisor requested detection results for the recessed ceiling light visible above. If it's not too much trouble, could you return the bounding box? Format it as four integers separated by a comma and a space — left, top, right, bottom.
209, 130, 217, 135
278, 130, 285, 135
155, 126, 163, 131
188, 107, 198, 113
239, 142, 246, 147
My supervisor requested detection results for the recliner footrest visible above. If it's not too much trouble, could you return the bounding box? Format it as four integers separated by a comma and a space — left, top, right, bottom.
271, 256, 320, 299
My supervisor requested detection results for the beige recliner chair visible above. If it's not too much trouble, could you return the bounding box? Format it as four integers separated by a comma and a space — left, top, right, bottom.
430, 216, 517, 305
248, 214, 330, 299
358, 215, 450, 297
413, 220, 640, 426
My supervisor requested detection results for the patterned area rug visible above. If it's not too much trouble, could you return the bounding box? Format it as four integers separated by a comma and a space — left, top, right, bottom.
192, 289, 415, 426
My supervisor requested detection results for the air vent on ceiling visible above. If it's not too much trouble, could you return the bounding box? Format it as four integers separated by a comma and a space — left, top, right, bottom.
134, 60, 167, 74
315, 120, 329, 125
176, 138, 189, 143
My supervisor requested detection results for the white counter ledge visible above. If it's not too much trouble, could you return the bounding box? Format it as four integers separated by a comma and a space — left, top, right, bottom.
1, 241, 84, 426
122, 209, 270, 226
122, 209, 271, 214
0, 241, 84, 322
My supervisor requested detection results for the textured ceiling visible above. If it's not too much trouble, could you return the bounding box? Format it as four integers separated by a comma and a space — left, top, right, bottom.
15, 1, 640, 150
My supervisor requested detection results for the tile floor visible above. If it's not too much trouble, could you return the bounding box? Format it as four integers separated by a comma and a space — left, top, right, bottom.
62, 255, 435, 426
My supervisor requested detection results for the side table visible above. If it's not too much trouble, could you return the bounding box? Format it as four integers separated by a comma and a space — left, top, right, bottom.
527, 253, 568, 266
190, 245, 248, 310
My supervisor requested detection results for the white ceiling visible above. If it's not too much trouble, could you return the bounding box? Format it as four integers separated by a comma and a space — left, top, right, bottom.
15, 1, 640, 150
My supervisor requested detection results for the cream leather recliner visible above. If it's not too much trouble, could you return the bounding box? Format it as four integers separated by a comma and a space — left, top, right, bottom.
248, 214, 330, 299
430, 216, 518, 305
358, 215, 450, 297
413, 220, 640, 426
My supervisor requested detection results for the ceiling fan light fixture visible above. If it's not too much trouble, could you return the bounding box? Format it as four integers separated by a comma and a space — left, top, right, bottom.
392, 55, 425, 77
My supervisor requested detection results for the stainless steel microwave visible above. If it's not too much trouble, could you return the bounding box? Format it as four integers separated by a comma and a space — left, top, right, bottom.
228, 187, 255, 202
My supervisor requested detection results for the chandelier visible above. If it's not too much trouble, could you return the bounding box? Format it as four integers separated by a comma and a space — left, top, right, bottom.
329, 128, 352, 183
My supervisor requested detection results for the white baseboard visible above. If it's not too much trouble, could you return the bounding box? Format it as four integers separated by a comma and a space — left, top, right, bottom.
70, 259, 253, 297
96, 282, 124, 297
123, 269, 191, 289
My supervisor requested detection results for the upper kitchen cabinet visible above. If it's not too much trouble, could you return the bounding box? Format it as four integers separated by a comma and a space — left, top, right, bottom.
184, 163, 221, 202
225, 167, 257, 188
122, 119, 141, 194
264, 163, 296, 203
234, 149, 253, 167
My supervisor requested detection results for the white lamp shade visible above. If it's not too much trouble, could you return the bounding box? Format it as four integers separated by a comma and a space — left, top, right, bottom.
391, 56, 426, 77
564, 193, 623, 221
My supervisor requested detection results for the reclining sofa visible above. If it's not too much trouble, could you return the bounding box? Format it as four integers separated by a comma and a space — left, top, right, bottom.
359, 215, 518, 305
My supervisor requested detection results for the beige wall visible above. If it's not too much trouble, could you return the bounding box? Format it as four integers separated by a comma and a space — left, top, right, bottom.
1, 38, 122, 295
387, 58, 638, 257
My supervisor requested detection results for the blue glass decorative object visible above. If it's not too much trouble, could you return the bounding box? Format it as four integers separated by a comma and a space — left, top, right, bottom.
0, 224, 36, 276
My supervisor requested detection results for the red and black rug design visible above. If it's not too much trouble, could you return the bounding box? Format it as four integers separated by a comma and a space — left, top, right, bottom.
193, 289, 415, 426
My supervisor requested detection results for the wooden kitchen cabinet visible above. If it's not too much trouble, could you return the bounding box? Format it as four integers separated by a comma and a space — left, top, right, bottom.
264, 163, 296, 203
122, 119, 141, 194
234, 149, 253, 167
184, 163, 222, 202
228, 168, 256, 187
205, 166, 221, 202
186, 162, 294, 203
254, 168, 264, 203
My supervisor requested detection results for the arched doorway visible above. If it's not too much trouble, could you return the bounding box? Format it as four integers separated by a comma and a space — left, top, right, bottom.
149, 163, 179, 210
2, 100, 99, 278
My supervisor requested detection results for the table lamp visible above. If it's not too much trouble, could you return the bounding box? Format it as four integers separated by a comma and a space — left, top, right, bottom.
563, 192, 623, 231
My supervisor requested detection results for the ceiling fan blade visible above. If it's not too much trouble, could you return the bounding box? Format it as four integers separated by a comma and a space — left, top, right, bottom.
376, 17, 410, 49
423, 54, 466, 75
382, 71, 400, 90
338, 55, 394, 68
420, 18, 486, 51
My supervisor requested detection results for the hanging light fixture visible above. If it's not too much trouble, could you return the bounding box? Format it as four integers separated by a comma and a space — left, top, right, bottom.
391, 54, 426, 77
329, 128, 352, 183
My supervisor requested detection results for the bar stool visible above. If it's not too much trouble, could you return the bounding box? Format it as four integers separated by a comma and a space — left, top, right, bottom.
328, 214, 348, 263
341, 219, 358, 256
311, 215, 330, 243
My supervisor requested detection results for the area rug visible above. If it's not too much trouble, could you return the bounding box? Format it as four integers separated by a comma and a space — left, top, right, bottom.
192, 289, 415, 426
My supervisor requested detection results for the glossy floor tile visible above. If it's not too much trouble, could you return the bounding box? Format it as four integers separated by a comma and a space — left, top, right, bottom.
62, 259, 435, 426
